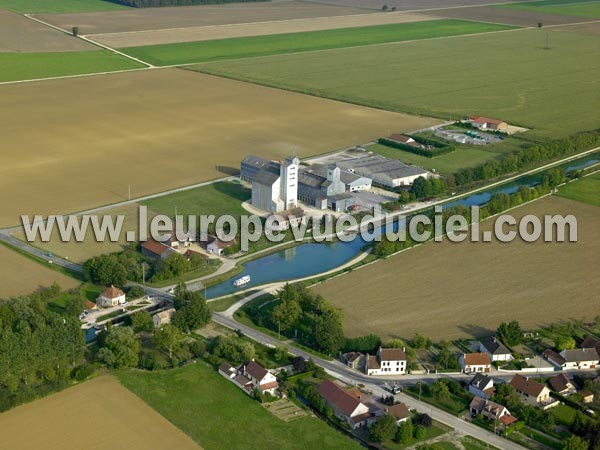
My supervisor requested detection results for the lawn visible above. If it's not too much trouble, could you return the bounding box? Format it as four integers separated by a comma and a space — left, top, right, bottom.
194, 27, 600, 139
0, 50, 143, 83
120, 19, 517, 66
550, 403, 578, 425
367, 143, 501, 175
462, 435, 501, 450
557, 172, 600, 207
404, 387, 471, 415
116, 363, 363, 450
384, 419, 452, 449
0, 0, 128, 13
498, 0, 600, 19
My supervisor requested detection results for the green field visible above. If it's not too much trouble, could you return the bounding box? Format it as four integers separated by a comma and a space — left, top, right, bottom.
193, 28, 600, 139
557, 172, 600, 206
142, 181, 249, 219
0, 50, 143, 83
120, 19, 517, 66
368, 143, 501, 175
116, 363, 362, 450
0, 0, 128, 13
498, 0, 600, 19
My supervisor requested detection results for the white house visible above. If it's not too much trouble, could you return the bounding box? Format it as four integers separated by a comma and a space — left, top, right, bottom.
318, 380, 371, 429
96, 285, 126, 308
206, 236, 236, 256
469, 373, 494, 399
479, 338, 513, 362
510, 374, 554, 407
365, 347, 407, 375
153, 308, 175, 328
470, 397, 517, 427
544, 348, 599, 370
241, 360, 279, 395
459, 353, 491, 374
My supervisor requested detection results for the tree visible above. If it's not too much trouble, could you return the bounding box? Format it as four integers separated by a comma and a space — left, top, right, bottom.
154, 324, 183, 361
271, 297, 301, 334
131, 311, 154, 333
413, 424, 426, 440
430, 381, 451, 400
496, 321, 522, 346
127, 285, 146, 300
412, 333, 432, 349
72, 26, 79, 37
369, 414, 396, 442
312, 307, 345, 355
172, 286, 210, 332
98, 326, 139, 368
64, 294, 85, 317
555, 335, 576, 352
417, 413, 433, 427
395, 419, 413, 444
562, 435, 590, 450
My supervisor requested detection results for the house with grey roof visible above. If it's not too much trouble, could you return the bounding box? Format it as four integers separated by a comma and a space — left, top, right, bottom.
469, 373, 495, 399
479, 337, 513, 362
544, 348, 599, 370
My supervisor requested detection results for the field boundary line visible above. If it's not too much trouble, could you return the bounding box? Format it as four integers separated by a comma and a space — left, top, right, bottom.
23, 14, 155, 68
0, 66, 151, 86
168, 24, 529, 69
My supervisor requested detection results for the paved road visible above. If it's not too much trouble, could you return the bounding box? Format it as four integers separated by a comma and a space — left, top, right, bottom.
0, 233, 82, 273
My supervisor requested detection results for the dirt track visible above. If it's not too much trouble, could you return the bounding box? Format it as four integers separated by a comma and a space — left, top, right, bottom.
34, 1, 372, 35
314, 196, 600, 340
0, 68, 437, 228
0, 376, 202, 450
0, 10, 95, 52
92, 11, 436, 48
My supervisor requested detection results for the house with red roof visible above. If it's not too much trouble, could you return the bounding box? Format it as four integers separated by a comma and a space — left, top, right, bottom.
318, 380, 372, 429
96, 285, 126, 308
470, 116, 508, 132
459, 352, 491, 374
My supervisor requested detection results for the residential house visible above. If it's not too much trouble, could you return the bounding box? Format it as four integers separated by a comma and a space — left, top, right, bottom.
479, 338, 513, 362
153, 308, 175, 328
510, 374, 553, 407
141, 239, 176, 260
469, 373, 495, 399
548, 373, 576, 396
96, 285, 126, 308
544, 348, 599, 370
459, 353, 491, 374
470, 397, 517, 427
84, 300, 98, 311
365, 347, 407, 375
205, 235, 236, 256
580, 336, 600, 354
318, 380, 371, 429
579, 390, 594, 404
387, 402, 411, 425
241, 360, 279, 395
470, 116, 508, 132
341, 352, 365, 370
388, 134, 419, 147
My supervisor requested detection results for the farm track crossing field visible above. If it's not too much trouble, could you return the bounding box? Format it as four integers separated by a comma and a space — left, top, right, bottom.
497, 0, 600, 19
0, 68, 437, 228
0, 10, 95, 52
313, 196, 600, 340
0, 376, 202, 450
194, 27, 600, 139
92, 11, 437, 48
0, 50, 143, 83
117, 363, 363, 450
557, 172, 600, 206
35, 1, 371, 35
0, 0, 128, 13
120, 19, 516, 66
0, 244, 80, 299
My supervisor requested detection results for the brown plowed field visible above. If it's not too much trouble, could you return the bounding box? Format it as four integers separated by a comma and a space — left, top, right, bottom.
313, 196, 600, 340
0, 10, 95, 52
0, 68, 437, 227
92, 11, 436, 48
34, 1, 372, 35
0, 375, 202, 450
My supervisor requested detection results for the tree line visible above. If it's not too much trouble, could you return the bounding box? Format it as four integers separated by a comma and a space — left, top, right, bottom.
107, 0, 267, 7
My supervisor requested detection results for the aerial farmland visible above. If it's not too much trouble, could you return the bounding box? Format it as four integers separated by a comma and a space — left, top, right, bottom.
0, 0, 599, 449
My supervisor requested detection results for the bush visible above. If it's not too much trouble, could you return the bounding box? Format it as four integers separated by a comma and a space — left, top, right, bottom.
413, 424, 426, 439
71, 363, 95, 381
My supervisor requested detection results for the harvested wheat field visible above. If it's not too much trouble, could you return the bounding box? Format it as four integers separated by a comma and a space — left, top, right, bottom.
0, 244, 79, 299
93, 12, 437, 48
0, 68, 437, 228
314, 196, 600, 341
0, 10, 95, 52
35, 1, 372, 35
0, 375, 201, 450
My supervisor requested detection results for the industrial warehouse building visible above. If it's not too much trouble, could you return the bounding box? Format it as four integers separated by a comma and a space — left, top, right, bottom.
336, 155, 429, 189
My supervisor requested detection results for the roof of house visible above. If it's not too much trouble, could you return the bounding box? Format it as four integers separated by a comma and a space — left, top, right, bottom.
84, 300, 97, 310
141, 239, 173, 257
579, 389, 594, 399
207, 235, 236, 249
318, 380, 364, 417
510, 374, 547, 397
260, 381, 279, 391
463, 352, 491, 366
470, 373, 493, 391
499, 414, 518, 426
561, 348, 600, 363
543, 348, 566, 365
471, 116, 505, 125
480, 337, 511, 356
100, 285, 124, 299
387, 403, 410, 421
244, 361, 269, 381
379, 347, 406, 361
581, 336, 600, 352
219, 362, 235, 374
388, 134, 415, 144
549, 373, 573, 393
234, 374, 253, 389
482, 401, 508, 419
343, 352, 364, 363
470, 396, 486, 412
367, 355, 380, 370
